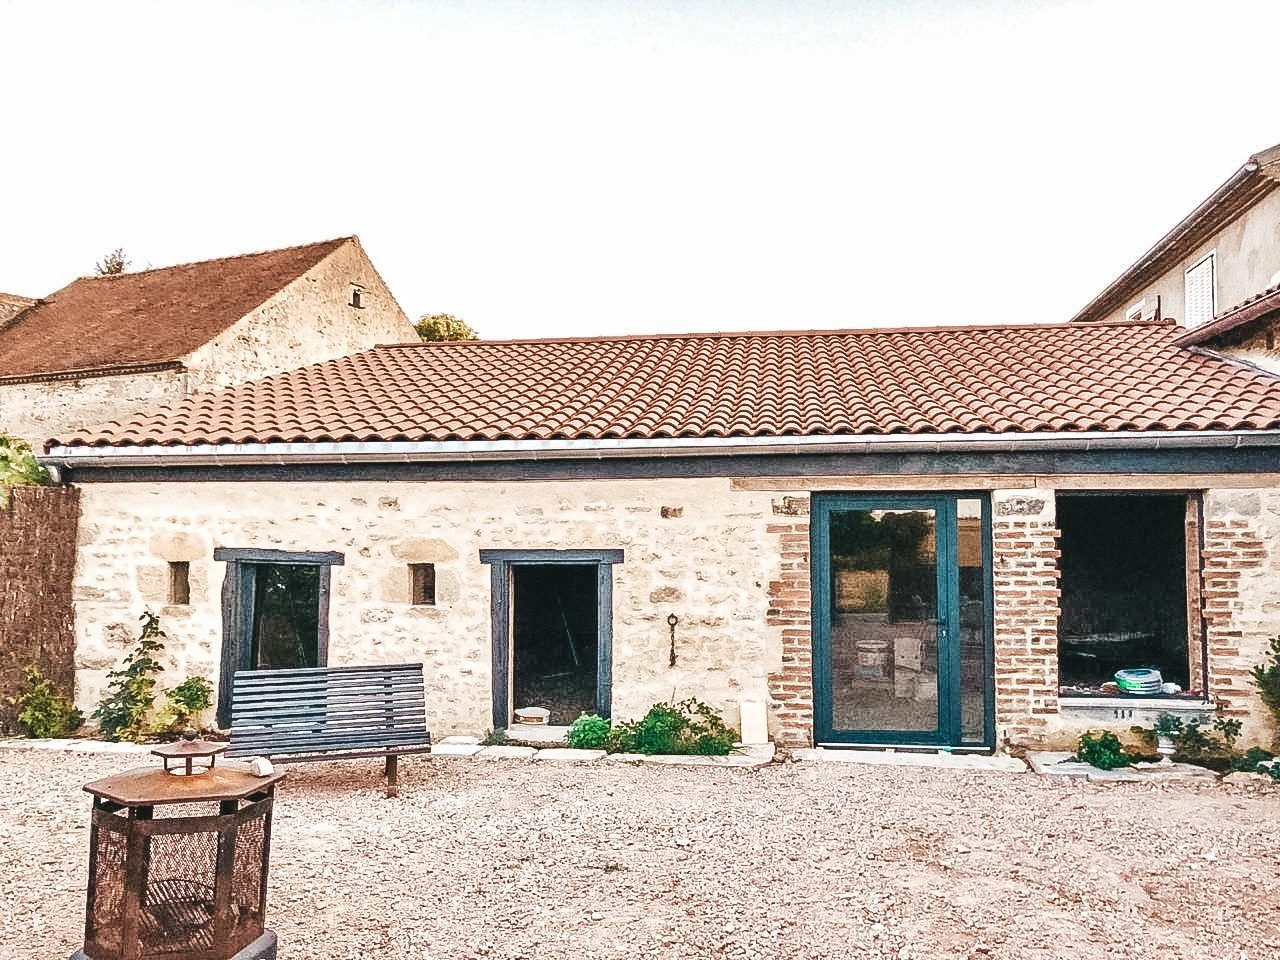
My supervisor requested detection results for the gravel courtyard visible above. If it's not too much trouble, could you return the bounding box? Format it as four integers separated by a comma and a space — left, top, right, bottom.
4, 749, 1279, 960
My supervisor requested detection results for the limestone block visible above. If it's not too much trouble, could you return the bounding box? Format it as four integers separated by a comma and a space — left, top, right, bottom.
148, 531, 207, 561
136, 563, 168, 603
649, 586, 684, 603
390, 538, 458, 562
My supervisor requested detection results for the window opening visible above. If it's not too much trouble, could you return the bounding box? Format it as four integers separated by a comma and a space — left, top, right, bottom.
1184, 254, 1216, 327
168, 561, 190, 605
410, 563, 436, 605
1057, 495, 1193, 696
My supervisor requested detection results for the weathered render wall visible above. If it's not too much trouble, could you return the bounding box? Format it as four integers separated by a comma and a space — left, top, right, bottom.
0, 485, 80, 733
71, 479, 790, 740
1095, 188, 1280, 327
183, 239, 417, 393
0, 369, 187, 451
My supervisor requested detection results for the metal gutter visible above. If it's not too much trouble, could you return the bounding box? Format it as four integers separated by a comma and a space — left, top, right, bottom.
42, 428, 1280, 471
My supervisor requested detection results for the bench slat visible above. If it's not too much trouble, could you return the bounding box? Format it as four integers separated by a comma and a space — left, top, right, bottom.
228, 664, 431, 770
233, 664, 424, 679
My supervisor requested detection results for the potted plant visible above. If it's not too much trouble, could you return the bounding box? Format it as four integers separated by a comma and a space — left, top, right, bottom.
1153, 713, 1183, 764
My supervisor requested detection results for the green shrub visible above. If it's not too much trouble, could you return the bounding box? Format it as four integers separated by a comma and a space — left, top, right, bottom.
14, 667, 82, 738
0, 434, 49, 505
606, 699, 737, 756
1251, 636, 1280, 750
93, 612, 166, 742
567, 712, 610, 749
480, 727, 511, 747
1228, 746, 1276, 773
152, 676, 215, 734
1071, 731, 1131, 770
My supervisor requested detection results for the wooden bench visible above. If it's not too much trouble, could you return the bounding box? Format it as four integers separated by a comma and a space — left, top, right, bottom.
227, 663, 432, 797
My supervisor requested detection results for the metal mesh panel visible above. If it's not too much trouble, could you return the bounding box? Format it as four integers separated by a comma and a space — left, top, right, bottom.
140, 830, 219, 954
89, 819, 128, 957
232, 812, 266, 925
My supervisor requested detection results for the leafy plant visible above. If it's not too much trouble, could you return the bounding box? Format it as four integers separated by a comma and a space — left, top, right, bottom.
567, 712, 611, 750
1153, 713, 1184, 737
1071, 731, 1131, 770
152, 676, 214, 734
606, 699, 737, 757
480, 727, 512, 747
0, 434, 49, 505
1251, 636, 1280, 749
92, 612, 166, 742
1228, 746, 1276, 773
13, 667, 82, 738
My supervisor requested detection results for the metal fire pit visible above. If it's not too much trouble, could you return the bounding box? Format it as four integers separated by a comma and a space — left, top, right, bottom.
73, 732, 286, 960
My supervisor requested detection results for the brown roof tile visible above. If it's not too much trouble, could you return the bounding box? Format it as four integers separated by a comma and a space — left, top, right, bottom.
0, 238, 350, 381
51, 320, 1280, 450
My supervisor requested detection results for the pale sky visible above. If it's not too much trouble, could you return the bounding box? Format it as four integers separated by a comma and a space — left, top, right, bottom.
2, 0, 1278, 340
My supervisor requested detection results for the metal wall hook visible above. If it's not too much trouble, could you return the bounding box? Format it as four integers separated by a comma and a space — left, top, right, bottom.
667, 613, 679, 668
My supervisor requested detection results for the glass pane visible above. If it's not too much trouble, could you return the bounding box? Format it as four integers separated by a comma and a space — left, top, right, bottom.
251, 564, 321, 669
957, 498, 987, 742
829, 508, 939, 734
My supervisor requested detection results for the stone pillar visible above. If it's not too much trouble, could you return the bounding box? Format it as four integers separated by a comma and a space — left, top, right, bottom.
990, 489, 1061, 746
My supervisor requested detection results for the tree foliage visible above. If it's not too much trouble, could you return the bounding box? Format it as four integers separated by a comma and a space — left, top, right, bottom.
415, 313, 477, 342
95, 248, 130, 275
0, 434, 49, 505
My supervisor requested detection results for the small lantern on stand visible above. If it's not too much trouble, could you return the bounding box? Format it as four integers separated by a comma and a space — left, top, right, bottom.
72, 730, 286, 960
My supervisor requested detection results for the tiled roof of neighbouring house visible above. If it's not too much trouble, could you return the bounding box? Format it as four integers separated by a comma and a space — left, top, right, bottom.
0, 292, 36, 328
0, 238, 351, 382
1176, 282, 1280, 347
49, 320, 1280, 450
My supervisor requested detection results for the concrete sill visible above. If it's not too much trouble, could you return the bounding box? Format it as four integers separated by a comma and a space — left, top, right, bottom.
1059, 696, 1213, 726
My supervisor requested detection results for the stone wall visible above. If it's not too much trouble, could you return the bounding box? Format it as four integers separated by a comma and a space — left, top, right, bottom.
0, 368, 187, 451
71, 479, 789, 740
183, 238, 416, 393
0, 485, 80, 733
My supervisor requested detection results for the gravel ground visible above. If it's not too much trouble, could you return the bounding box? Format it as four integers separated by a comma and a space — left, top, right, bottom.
4, 749, 1279, 960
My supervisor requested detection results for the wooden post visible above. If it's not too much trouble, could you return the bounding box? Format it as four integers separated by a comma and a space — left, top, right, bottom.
385, 754, 398, 799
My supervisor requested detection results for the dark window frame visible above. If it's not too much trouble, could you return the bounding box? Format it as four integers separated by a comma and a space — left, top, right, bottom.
214, 547, 344, 726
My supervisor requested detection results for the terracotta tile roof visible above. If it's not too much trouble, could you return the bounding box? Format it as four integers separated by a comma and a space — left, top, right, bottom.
51, 320, 1280, 450
1177, 282, 1280, 347
0, 238, 350, 382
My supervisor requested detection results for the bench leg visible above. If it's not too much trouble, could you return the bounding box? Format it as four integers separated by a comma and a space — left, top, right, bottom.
385, 754, 399, 799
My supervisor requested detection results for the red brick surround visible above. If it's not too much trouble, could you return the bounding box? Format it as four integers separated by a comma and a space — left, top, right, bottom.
765, 511, 814, 747
991, 516, 1061, 744
1201, 516, 1267, 719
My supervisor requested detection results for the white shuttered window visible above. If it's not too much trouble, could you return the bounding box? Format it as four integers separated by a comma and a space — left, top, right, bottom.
1185, 253, 1216, 328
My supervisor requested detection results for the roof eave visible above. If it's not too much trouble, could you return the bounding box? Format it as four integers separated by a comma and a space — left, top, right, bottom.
1176, 287, 1280, 347
41, 428, 1280, 472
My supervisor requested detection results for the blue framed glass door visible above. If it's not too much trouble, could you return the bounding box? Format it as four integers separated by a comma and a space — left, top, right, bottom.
812, 494, 993, 748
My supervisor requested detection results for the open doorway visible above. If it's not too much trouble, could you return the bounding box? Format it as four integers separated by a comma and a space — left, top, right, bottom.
512, 564, 599, 724
1057, 494, 1193, 694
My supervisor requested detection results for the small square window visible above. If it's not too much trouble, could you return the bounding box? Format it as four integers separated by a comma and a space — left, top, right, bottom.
350, 284, 364, 309
410, 563, 436, 605
168, 561, 190, 605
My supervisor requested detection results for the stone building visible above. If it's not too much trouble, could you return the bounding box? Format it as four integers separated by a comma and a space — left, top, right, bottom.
36, 145, 1280, 753
0, 237, 416, 447
43, 320, 1280, 751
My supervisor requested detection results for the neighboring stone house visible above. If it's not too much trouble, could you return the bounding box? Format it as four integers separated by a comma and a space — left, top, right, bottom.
1071, 141, 1280, 372
43, 319, 1280, 752
0, 237, 416, 447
